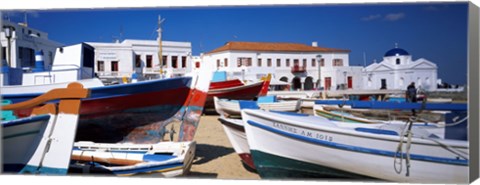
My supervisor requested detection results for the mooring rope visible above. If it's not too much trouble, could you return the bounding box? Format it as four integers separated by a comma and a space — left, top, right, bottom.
393, 116, 414, 176
421, 137, 469, 160
437, 115, 469, 127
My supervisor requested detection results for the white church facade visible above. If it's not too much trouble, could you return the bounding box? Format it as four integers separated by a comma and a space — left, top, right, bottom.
362, 46, 438, 91
202, 41, 364, 90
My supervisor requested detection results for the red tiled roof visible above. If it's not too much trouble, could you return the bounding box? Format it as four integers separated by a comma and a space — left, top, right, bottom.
205, 41, 350, 54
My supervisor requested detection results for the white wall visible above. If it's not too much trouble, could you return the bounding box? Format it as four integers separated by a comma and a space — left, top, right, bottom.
88, 39, 192, 79
93, 45, 133, 77
1, 20, 62, 69
22, 70, 80, 85
203, 50, 354, 89
22, 43, 90, 85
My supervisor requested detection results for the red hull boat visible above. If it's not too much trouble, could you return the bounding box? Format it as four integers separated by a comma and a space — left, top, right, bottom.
4, 72, 212, 144
205, 77, 271, 109
209, 79, 244, 90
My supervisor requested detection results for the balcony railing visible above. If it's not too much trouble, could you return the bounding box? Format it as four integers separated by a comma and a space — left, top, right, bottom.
291, 65, 306, 73
97, 71, 132, 78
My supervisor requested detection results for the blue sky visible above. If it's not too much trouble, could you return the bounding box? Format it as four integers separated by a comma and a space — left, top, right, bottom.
3, 2, 468, 84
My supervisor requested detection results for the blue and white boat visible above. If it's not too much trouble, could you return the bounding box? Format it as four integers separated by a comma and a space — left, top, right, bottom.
241, 101, 468, 183
2, 83, 88, 174
214, 95, 301, 117
218, 116, 256, 170
70, 141, 196, 177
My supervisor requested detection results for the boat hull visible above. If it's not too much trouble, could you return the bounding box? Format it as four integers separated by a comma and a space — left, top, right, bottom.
3, 114, 81, 174
70, 141, 196, 177
2, 115, 52, 173
218, 117, 255, 170
250, 150, 370, 179
4, 76, 209, 143
214, 97, 299, 117
75, 84, 192, 143
242, 109, 468, 183
205, 80, 270, 109
209, 79, 244, 90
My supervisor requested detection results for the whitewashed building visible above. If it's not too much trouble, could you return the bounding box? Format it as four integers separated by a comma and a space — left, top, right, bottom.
202, 41, 363, 90
362, 46, 438, 91
19, 43, 96, 85
1, 20, 69, 85
87, 39, 192, 80
1, 20, 63, 71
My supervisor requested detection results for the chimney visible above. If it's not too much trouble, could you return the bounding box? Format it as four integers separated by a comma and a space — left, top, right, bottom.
312, 41, 318, 47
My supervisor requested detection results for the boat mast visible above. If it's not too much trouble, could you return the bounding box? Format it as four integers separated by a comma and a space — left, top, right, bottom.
157, 15, 165, 78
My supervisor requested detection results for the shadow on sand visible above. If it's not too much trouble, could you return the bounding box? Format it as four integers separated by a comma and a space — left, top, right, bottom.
202, 108, 220, 116
182, 172, 219, 179
193, 143, 235, 165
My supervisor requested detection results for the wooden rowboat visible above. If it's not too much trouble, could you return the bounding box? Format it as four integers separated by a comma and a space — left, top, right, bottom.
3, 69, 213, 144
70, 141, 196, 177
204, 75, 271, 110
214, 96, 300, 118
2, 83, 89, 174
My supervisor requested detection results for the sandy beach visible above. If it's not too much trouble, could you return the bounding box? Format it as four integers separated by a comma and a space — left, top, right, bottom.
184, 115, 260, 180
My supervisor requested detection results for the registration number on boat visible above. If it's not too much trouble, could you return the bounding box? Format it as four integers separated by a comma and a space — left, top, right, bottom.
272, 122, 333, 142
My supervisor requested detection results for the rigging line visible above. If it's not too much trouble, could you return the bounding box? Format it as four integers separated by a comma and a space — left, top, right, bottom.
421, 137, 469, 160
437, 116, 469, 128
150, 26, 158, 40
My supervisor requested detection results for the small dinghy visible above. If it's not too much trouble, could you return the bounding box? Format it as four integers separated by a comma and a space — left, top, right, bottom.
70, 141, 196, 177
214, 95, 300, 118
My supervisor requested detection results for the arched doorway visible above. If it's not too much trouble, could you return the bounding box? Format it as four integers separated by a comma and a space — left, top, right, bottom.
279, 76, 289, 91
304, 76, 314, 90
280, 76, 289, 83
292, 77, 302, 90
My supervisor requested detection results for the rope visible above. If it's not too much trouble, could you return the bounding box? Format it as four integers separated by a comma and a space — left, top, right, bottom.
437, 115, 469, 127
422, 137, 469, 160
394, 113, 468, 176
405, 129, 413, 177
393, 121, 407, 174
393, 134, 404, 174
393, 118, 414, 176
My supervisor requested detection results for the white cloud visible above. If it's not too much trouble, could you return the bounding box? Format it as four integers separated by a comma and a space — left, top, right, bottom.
361, 12, 406, 22
384, 12, 405, 21
361, 14, 382, 21
424, 6, 440, 11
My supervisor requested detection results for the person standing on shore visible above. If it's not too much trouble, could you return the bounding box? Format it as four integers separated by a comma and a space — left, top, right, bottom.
406, 82, 417, 103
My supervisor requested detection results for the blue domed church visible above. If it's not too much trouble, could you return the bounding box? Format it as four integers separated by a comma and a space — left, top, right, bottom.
363, 44, 438, 91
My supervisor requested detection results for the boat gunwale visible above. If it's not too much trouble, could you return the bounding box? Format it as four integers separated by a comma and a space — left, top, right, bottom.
242, 109, 468, 148
208, 81, 265, 94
